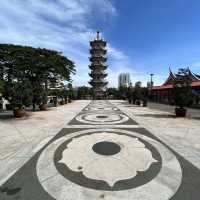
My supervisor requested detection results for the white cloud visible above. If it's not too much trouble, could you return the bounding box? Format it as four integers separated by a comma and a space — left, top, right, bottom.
0, 0, 118, 86
191, 61, 200, 69
107, 45, 128, 60
0, 0, 163, 87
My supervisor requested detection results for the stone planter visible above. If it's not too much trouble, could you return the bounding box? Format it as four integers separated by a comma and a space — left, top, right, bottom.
175, 107, 187, 117
60, 101, 65, 105
142, 100, 148, 107
135, 100, 141, 106
13, 108, 26, 118
39, 104, 48, 111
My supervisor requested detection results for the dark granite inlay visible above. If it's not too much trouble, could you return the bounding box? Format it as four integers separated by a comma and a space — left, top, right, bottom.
97, 115, 108, 119
0, 187, 21, 196
92, 141, 121, 156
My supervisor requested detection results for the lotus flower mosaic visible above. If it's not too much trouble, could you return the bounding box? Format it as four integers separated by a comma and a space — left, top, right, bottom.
59, 132, 158, 187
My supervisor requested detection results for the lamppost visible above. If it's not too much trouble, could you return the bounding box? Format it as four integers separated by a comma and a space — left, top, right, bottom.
150, 73, 154, 100
150, 74, 154, 88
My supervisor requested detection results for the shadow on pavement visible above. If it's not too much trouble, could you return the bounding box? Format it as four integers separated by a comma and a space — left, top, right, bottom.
0, 111, 14, 120
135, 113, 176, 118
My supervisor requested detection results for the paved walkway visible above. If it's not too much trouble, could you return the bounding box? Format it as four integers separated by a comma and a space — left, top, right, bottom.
112, 101, 200, 168
0, 100, 200, 200
148, 102, 200, 119
0, 100, 90, 185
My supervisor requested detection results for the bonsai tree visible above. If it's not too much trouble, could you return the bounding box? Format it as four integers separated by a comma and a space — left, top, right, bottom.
192, 91, 200, 106
67, 83, 76, 102
126, 85, 133, 104
38, 90, 48, 110
172, 68, 193, 117
0, 80, 5, 94
62, 89, 69, 103
134, 84, 142, 105
141, 87, 150, 107
3, 81, 32, 117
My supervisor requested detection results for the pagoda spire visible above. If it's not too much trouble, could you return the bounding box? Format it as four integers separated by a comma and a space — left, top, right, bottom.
96, 30, 100, 40
88, 31, 108, 99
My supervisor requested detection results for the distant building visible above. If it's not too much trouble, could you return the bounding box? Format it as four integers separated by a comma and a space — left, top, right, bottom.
118, 73, 131, 87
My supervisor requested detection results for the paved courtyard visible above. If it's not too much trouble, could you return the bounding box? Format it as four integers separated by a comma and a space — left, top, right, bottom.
0, 100, 200, 200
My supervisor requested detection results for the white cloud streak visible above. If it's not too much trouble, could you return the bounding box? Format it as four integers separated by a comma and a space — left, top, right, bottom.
0, 0, 162, 87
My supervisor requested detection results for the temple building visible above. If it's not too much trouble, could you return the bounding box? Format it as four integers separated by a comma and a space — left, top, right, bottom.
152, 68, 200, 104
89, 31, 108, 99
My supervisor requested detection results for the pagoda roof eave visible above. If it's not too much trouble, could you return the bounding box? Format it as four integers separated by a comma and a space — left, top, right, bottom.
89, 73, 107, 77
90, 40, 107, 44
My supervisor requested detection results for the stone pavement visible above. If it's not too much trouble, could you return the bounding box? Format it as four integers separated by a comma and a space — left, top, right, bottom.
112, 101, 200, 169
0, 100, 200, 200
0, 100, 90, 186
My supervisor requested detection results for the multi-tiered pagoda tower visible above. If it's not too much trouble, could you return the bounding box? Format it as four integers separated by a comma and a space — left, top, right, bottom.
89, 31, 108, 99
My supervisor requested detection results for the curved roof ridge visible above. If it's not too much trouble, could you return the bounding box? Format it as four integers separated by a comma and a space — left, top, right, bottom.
189, 69, 200, 81
163, 67, 175, 85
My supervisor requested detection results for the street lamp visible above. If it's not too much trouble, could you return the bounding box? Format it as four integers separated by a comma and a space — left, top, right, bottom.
150, 74, 154, 100
150, 73, 154, 89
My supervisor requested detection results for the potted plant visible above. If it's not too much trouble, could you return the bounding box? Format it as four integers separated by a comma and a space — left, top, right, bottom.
59, 89, 68, 105
59, 99, 65, 105
130, 90, 136, 104
3, 81, 32, 117
126, 85, 133, 104
172, 68, 193, 117
134, 84, 142, 106
142, 99, 148, 107
39, 91, 48, 111
13, 104, 26, 118
141, 87, 150, 107
135, 100, 141, 105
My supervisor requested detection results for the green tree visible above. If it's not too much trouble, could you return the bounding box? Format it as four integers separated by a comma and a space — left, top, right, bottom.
107, 87, 119, 99
172, 68, 193, 108
3, 81, 33, 109
0, 44, 76, 110
118, 86, 129, 100
67, 83, 76, 101
77, 86, 92, 99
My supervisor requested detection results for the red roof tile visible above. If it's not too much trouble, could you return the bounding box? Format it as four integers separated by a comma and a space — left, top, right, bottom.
153, 81, 200, 90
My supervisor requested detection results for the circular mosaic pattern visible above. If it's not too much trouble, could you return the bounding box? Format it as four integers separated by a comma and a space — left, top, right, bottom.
84, 106, 118, 112
92, 141, 121, 156
36, 129, 182, 200
76, 113, 129, 124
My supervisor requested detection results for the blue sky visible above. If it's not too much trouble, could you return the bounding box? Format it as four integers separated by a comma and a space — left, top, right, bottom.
0, 0, 200, 87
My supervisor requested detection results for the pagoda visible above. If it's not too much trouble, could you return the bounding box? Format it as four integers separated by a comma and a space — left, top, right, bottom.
89, 31, 108, 99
